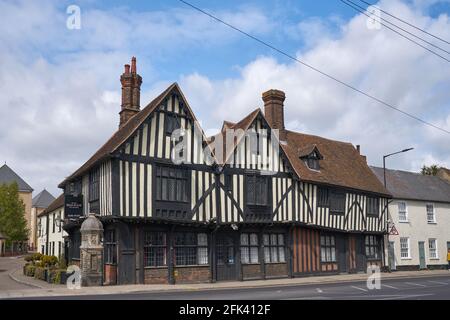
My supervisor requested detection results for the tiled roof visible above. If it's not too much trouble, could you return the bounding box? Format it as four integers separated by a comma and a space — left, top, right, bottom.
59, 83, 209, 187
32, 189, 55, 208
38, 194, 64, 217
371, 166, 450, 203
0, 164, 33, 192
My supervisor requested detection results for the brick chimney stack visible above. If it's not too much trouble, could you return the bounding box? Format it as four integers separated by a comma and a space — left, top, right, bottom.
262, 89, 286, 141
119, 57, 142, 128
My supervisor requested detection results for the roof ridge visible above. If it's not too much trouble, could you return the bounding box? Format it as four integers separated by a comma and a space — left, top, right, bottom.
285, 129, 353, 146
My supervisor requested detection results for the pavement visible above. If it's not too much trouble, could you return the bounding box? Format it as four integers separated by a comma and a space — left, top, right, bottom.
1, 256, 449, 299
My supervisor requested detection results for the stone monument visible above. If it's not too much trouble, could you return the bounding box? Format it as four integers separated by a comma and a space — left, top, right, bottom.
80, 213, 104, 286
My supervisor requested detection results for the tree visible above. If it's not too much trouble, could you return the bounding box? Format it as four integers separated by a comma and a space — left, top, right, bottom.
421, 164, 440, 176
0, 182, 29, 243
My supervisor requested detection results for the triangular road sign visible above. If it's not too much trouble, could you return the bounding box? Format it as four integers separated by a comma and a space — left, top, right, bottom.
389, 225, 399, 235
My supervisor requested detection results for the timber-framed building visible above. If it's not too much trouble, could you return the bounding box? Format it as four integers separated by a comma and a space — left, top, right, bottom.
60, 58, 391, 285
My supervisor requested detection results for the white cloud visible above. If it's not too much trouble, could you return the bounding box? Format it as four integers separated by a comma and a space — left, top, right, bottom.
0, 0, 274, 196
180, 0, 450, 173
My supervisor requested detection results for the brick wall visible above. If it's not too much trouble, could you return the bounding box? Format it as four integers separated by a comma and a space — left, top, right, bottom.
174, 266, 211, 284
265, 263, 288, 278
144, 267, 169, 284
242, 264, 263, 280
104, 264, 117, 285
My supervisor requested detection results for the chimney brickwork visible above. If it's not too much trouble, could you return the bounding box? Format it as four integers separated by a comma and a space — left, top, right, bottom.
262, 89, 286, 141
119, 57, 142, 128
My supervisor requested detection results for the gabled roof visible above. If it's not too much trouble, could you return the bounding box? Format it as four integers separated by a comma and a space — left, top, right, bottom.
59, 83, 210, 187
282, 132, 389, 196
209, 108, 265, 165
0, 164, 33, 192
297, 144, 323, 159
38, 194, 64, 217
371, 166, 450, 203
32, 189, 55, 208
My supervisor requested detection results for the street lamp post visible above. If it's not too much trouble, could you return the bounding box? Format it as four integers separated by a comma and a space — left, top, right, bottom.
383, 148, 414, 187
382, 147, 414, 273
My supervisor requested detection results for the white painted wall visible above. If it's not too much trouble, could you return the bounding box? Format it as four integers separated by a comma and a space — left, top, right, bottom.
36, 207, 67, 257
388, 199, 450, 268
37, 215, 47, 254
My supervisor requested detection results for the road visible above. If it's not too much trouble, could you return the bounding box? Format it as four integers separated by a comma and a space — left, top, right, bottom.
0, 256, 35, 291
17, 274, 450, 300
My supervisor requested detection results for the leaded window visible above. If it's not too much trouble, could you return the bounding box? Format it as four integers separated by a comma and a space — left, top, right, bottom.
329, 190, 346, 214
174, 232, 208, 266
155, 165, 189, 203
320, 234, 336, 263
88, 169, 99, 202
240, 233, 259, 264
263, 233, 285, 263
165, 113, 180, 136
144, 232, 167, 267
366, 196, 379, 216
365, 235, 381, 260
104, 230, 117, 264
317, 187, 329, 207
246, 175, 269, 206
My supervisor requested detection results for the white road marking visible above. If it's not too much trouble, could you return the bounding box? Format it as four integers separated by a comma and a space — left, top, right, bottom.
377, 293, 434, 300
405, 282, 426, 287
382, 284, 398, 289
351, 285, 368, 292
316, 288, 323, 293
427, 280, 448, 285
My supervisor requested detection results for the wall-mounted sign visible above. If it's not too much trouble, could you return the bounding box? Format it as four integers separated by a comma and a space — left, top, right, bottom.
65, 194, 83, 219
389, 225, 399, 235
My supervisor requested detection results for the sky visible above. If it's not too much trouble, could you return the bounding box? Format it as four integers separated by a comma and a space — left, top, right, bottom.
0, 0, 449, 197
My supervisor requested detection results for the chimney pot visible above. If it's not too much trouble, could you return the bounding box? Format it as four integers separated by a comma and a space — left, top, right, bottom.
119, 57, 142, 128
262, 89, 286, 141
131, 57, 137, 74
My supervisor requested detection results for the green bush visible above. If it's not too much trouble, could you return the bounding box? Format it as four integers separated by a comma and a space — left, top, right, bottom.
32, 252, 43, 262
34, 267, 47, 281
48, 269, 66, 284
41, 255, 58, 268
24, 264, 36, 277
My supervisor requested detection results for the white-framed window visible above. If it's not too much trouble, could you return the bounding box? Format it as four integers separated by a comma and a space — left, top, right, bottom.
400, 237, 410, 259
426, 204, 436, 223
398, 201, 408, 222
428, 239, 438, 259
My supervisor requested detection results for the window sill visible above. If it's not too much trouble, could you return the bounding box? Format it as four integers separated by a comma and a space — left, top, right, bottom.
398, 220, 409, 223
366, 214, 379, 218
144, 266, 168, 269
427, 221, 437, 224
264, 261, 286, 265
174, 264, 210, 268
429, 258, 439, 260
400, 257, 412, 260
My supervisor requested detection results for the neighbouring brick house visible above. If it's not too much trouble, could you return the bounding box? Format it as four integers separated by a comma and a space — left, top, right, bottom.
59, 57, 391, 285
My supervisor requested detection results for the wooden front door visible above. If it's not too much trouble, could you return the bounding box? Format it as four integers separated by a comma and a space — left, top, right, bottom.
418, 241, 426, 270
355, 235, 366, 272
337, 234, 348, 273
215, 233, 238, 281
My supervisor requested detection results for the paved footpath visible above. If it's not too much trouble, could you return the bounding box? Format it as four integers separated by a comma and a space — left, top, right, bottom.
1, 256, 449, 299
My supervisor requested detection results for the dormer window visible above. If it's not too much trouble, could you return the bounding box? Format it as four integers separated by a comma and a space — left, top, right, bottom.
299, 145, 323, 171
